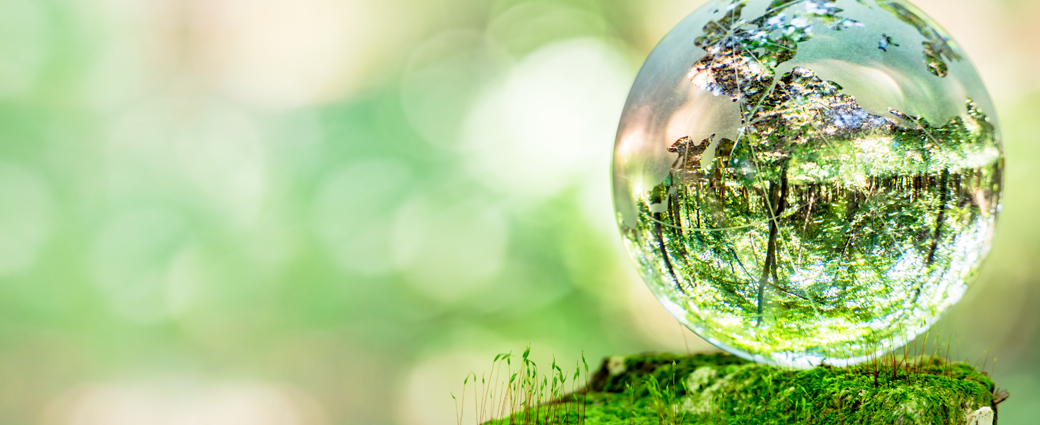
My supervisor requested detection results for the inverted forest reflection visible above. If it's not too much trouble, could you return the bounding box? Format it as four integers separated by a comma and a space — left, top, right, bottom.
615, 0, 1003, 367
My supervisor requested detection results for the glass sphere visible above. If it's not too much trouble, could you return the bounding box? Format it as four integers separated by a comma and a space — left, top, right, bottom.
612, 0, 1002, 367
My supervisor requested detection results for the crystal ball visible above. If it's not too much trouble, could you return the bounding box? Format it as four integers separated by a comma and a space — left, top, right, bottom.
612, 0, 1002, 367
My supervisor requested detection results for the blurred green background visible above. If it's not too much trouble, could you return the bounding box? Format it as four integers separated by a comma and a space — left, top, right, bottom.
0, 0, 1036, 423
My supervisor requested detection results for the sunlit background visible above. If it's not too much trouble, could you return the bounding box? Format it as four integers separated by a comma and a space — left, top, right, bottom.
0, 0, 1037, 423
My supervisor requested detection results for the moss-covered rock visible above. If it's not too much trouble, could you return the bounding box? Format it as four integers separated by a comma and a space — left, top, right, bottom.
488, 352, 1003, 425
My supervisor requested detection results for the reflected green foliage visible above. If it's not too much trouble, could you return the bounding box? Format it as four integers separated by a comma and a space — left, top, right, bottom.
618, 0, 1003, 366
876, 0, 962, 77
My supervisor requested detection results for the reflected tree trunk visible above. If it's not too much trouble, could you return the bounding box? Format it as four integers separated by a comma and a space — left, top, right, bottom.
757, 167, 788, 326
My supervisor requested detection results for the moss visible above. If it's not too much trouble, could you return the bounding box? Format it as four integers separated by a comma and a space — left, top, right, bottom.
487, 352, 1000, 425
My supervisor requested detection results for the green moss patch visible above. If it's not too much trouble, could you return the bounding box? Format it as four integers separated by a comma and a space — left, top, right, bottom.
487, 353, 1000, 425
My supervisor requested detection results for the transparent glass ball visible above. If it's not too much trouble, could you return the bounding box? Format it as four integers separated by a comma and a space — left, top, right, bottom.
612, 0, 1002, 367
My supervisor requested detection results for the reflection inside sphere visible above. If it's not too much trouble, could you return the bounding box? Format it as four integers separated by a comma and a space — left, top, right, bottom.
612, 0, 1003, 367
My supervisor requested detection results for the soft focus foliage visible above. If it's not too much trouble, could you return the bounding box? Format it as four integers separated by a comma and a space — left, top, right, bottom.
0, 0, 1034, 424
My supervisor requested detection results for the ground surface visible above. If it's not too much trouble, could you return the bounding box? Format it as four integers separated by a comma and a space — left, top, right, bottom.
488, 352, 1002, 425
